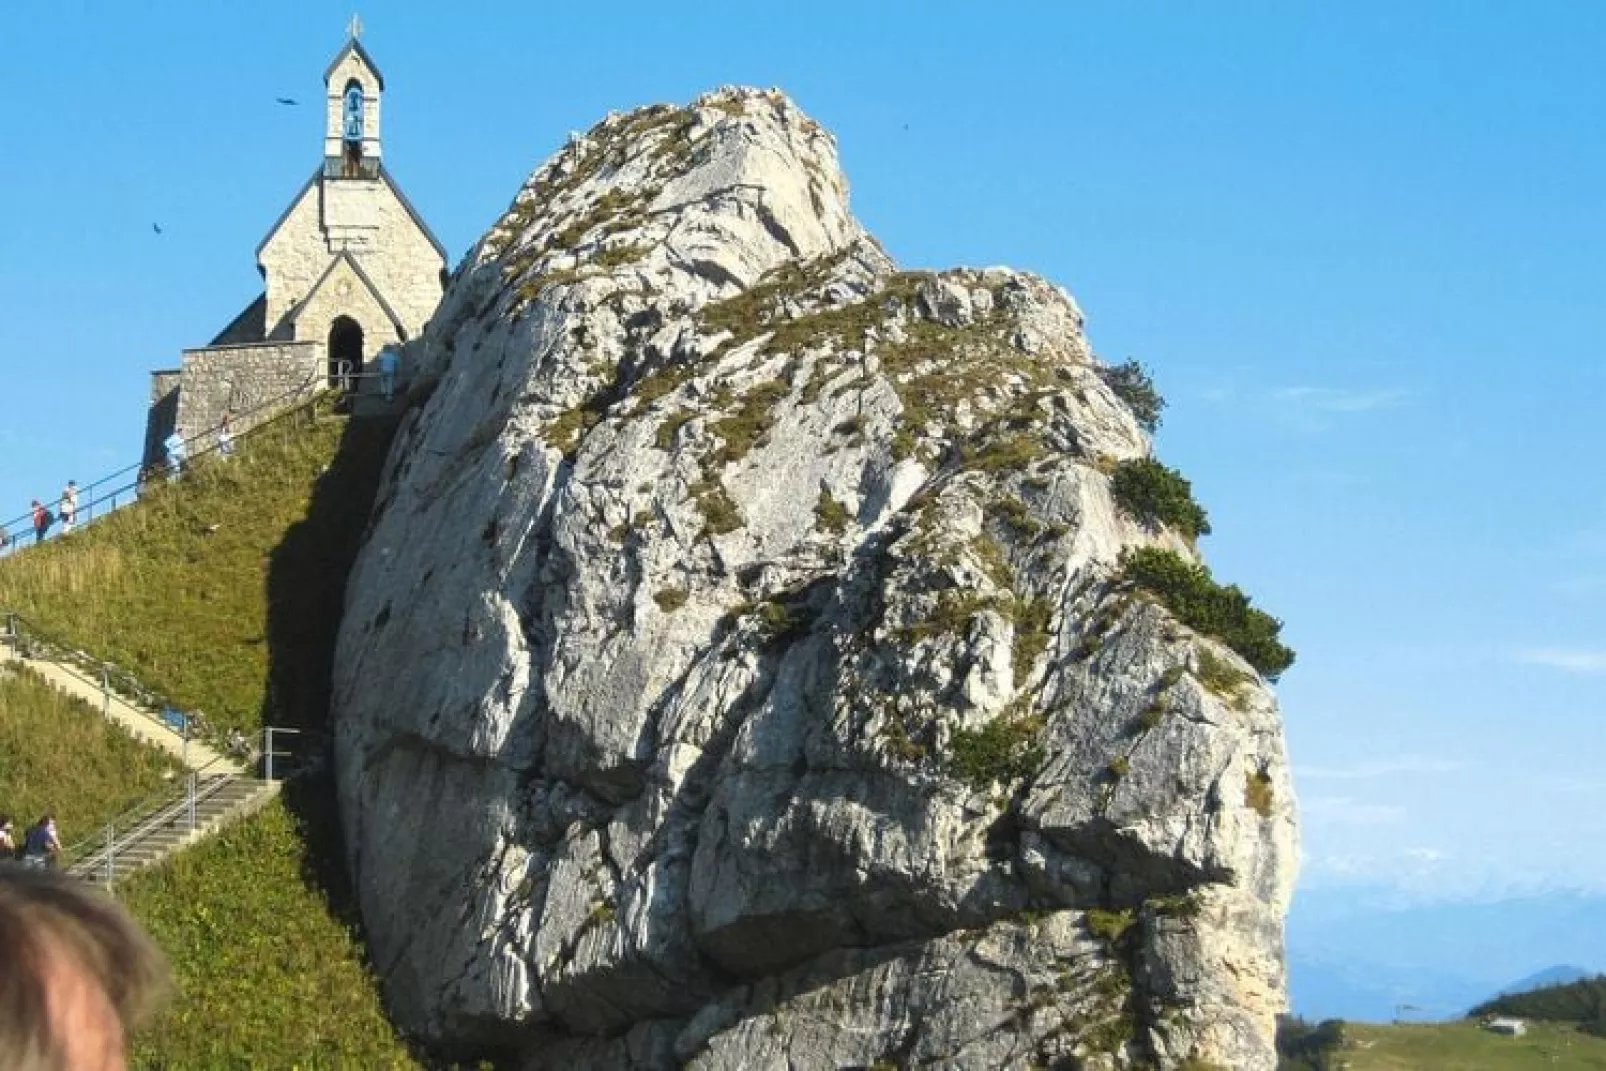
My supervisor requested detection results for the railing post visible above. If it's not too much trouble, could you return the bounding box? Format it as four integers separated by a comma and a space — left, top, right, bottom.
265, 727, 275, 782
104, 823, 115, 890
187, 772, 197, 833
101, 663, 111, 720
182, 716, 190, 768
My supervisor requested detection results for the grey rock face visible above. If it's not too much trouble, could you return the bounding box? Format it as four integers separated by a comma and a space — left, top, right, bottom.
332, 86, 1297, 1069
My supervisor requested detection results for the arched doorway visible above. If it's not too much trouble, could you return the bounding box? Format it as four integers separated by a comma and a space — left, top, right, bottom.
328, 316, 364, 389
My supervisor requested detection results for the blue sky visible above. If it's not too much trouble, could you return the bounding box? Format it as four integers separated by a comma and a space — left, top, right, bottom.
1, 3, 1602, 907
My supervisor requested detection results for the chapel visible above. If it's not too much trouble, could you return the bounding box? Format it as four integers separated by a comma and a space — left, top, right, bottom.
144, 24, 447, 464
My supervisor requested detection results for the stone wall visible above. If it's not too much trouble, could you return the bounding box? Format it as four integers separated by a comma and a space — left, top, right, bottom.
173, 341, 321, 452
142, 370, 182, 470
258, 174, 444, 339
342, 174, 445, 333
259, 182, 325, 332
324, 49, 383, 165
289, 256, 406, 374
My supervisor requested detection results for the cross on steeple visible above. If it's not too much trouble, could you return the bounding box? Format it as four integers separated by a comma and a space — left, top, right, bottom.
347, 13, 363, 39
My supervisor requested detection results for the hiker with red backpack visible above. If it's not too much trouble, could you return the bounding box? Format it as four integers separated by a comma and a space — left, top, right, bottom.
30, 500, 52, 544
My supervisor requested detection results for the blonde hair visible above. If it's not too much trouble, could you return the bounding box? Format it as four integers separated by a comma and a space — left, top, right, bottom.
0, 865, 169, 1068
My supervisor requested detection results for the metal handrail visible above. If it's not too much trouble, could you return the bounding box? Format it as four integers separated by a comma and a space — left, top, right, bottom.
0, 371, 325, 554
59, 721, 312, 888
0, 611, 227, 751
59, 756, 239, 873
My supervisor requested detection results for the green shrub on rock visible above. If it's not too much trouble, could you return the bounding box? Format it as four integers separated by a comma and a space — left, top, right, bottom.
949, 712, 1045, 790
653, 587, 689, 613
814, 489, 851, 534
1097, 359, 1165, 432
1119, 547, 1294, 679
1110, 457, 1210, 541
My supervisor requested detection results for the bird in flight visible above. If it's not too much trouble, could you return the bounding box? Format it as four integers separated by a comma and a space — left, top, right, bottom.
275, 97, 299, 106
152, 223, 163, 235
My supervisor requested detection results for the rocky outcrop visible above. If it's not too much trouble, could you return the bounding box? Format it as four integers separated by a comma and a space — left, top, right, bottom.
331, 87, 1298, 1069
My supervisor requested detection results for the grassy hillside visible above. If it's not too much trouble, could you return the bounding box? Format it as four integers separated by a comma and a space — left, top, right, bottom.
0, 401, 388, 738
0, 666, 180, 842
120, 797, 420, 1068
1473, 974, 1606, 1028
0, 401, 418, 1065
1341, 1020, 1606, 1069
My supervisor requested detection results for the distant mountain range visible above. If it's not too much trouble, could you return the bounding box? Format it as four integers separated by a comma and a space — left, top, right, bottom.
1495, 965, 1594, 998
1287, 886, 1606, 1022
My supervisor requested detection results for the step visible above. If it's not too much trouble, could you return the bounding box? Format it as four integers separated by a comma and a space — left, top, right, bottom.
68, 780, 281, 881
0, 647, 239, 772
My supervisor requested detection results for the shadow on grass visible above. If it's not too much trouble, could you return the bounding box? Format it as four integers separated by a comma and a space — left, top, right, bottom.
262, 410, 513, 1069
263, 409, 398, 906
260, 412, 423, 1049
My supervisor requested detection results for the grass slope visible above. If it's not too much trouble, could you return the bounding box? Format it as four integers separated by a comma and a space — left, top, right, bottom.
1343, 1020, 1606, 1070
0, 403, 355, 736
0, 402, 417, 1065
120, 798, 419, 1069
0, 666, 180, 840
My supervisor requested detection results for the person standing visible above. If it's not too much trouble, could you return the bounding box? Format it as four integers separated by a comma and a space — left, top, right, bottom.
162, 431, 187, 480
0, 816, 15, 858
59, 481, 78, 534
217, 412, 235, 459
377, 346, 399, 402
30, 500, 51, 544
21, 813, 60, 869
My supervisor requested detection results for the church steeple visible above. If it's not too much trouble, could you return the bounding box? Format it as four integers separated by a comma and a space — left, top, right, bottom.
323, 19, 384, 179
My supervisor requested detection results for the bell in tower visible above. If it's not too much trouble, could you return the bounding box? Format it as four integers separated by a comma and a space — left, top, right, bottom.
323, 16, 383, 180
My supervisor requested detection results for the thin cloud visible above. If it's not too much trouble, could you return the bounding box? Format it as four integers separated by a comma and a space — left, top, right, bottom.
1302, 796, 1406, 826
1545, 776, 1606, 795
1514, 649, 1606, 674
1270, 386, 1410, 413
1297, 757, 1462, 781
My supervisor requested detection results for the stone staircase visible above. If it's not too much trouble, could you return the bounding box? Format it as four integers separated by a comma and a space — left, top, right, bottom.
0, 632, 235, 770
68, 774, 280, 886
2, 614, 287, 886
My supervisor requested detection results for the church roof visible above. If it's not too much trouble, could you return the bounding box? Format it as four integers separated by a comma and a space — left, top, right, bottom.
253, 166, 447, 267
380, 165, 450, 265
286, 250, 410, 339
209, 293, 268, 345
324, 37, 385, 90
255, 168, 319, 263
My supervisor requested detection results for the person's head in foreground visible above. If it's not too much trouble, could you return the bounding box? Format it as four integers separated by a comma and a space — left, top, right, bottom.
0, 864, 169, 1070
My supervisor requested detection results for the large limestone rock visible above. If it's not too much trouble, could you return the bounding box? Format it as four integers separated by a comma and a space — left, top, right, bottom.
332, 87, 1298, 1069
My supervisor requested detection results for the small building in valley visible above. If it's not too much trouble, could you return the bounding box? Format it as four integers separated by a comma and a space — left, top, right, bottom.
1484, 1016, 1528, 1037
144, 23, 447, 466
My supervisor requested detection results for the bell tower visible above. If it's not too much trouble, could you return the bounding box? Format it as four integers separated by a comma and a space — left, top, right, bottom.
323, 16, 383, 180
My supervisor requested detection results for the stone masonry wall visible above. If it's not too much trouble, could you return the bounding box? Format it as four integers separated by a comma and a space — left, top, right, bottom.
291, 256, 407, 373
258, 175, 444, 339
259, 182, 324, 332
338, 176, 444, 334
142, 370, 182, 470
173, 341, 321, 452
324, 50, 383, 164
